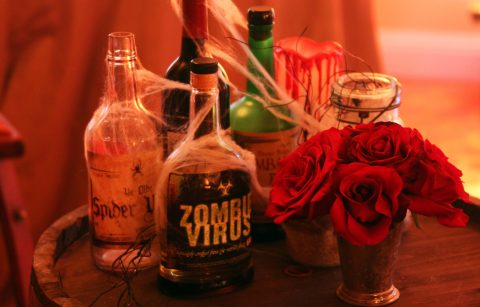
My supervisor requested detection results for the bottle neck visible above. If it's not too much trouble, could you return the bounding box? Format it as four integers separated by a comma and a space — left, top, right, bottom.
180, 37, 205, 60
246, 24, 274, 95
180, 0, 208, 59
106, 58, 139, 106
190, 83, 219, 139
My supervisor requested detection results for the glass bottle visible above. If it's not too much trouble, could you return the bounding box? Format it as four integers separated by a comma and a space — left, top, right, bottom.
84, 32, 163, 271
163, 0, 230, 156
330, 72, 403, 127
230, 7, 298, 242
158, 58, 253, 296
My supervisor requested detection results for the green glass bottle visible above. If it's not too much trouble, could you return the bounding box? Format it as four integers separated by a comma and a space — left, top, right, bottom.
230, 7, 298, 242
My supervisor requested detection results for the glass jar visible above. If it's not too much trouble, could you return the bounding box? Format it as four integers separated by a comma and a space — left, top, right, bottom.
330, 72, 403, 128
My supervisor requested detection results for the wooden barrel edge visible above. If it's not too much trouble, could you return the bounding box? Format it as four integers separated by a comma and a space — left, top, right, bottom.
29, 199, 479, 306
32, 205, 89, 306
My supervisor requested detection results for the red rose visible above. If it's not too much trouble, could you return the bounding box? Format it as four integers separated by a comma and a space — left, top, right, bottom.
422, 139, 469, 202
339, 122, 418, 167
339, 123, 469, 227
398, 139, 469, 227
330, 163, 405, 246
399, 152, 468, 204
266, 128, 341, 224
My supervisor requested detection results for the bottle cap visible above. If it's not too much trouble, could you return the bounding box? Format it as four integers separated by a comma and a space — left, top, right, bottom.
107, 32, 137, 61
191, 57, 218, 74
248, 6, 275, 25
190, 57, 218, 89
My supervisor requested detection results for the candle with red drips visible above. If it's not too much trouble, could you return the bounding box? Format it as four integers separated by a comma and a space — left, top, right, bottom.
274, 37, 344, 120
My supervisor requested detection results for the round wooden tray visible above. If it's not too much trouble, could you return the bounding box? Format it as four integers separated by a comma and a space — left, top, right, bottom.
31, 201, 480, 306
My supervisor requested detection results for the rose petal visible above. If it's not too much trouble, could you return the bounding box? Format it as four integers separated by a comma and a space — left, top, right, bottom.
330, 197, 349, 239
346, 213, 392, 246
405, 195, 469, 227
374, 195, 393, 218
437, 210, 469, 227
267, 129, 341, 222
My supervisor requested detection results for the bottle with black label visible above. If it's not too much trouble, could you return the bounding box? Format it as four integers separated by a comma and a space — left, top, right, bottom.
84, 32, 163, 271
163, 0, 230, 156
158, 58, 253, 296
230, 7, 298, 242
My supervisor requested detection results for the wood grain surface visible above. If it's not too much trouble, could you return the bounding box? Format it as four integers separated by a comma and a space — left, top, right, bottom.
31, 200, 480, 306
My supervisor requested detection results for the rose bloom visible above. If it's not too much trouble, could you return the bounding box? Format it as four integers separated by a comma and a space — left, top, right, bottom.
330, 163, 406, 246
341, 122, 469, 227
266, 128, 341, 224
397, 139, 469, 227
339, 122, 421, 167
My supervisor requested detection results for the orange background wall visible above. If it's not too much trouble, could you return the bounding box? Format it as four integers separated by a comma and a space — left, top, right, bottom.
375, 0, 479, 33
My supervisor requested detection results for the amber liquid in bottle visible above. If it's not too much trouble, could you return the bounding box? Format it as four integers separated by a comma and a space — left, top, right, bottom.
158, 58, 253, 296
163, 0, 230, 156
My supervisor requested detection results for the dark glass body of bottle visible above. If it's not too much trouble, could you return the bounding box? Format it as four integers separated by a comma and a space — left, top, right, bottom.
158, 58, 253, 296
163, 0, 230, 156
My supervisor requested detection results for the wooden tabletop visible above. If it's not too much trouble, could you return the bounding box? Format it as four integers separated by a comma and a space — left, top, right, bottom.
31, 200, 480, 306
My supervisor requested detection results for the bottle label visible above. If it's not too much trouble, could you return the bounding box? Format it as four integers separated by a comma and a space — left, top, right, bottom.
233, 127, 300, 221
87, 149, 162, 246
165, 170, 251, 269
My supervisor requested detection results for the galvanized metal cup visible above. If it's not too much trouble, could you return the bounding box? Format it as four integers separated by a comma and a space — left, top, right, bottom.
336, 222, 403, 306
282, 215, 340, 267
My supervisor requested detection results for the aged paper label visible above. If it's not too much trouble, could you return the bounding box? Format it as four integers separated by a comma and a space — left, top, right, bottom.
88, 149, 162, 245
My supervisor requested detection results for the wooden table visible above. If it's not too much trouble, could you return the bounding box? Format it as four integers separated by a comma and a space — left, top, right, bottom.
31, 200, 480, 306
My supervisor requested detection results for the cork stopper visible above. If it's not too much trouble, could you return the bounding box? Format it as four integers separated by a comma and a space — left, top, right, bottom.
190, 57, 218, 89
248, 6, 275, 25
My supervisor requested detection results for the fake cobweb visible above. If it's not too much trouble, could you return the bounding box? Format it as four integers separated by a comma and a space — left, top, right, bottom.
148, 0, 344, 208
85, 0, 392, 304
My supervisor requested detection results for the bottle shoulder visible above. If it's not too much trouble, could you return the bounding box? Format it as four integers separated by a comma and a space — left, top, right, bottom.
165, 57, 190, 82
85, 103, 161, 154
230, 96, 296, 132
167, 134, 244, 174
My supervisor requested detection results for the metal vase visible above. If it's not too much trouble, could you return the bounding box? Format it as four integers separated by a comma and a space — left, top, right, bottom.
282, 215, 340, 267
336, 222, 403, 306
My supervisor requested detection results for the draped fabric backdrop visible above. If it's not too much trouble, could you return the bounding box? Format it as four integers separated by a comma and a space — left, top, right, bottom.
0, 0, 382, 298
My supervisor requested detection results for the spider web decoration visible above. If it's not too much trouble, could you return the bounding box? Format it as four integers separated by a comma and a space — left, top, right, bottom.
86, 1, 398, 305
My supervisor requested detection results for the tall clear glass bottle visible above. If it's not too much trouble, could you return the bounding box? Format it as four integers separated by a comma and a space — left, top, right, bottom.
163, 0, 230, 156
158, 58, 253, 296
84, 32, 163, 271
230, 7, 298, 242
